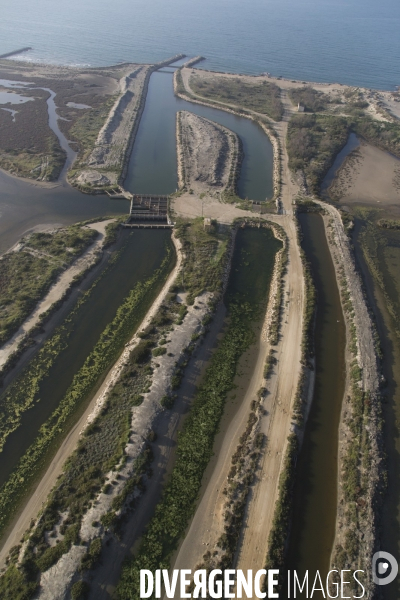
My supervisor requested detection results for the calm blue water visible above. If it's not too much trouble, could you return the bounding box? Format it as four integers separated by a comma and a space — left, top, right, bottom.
0, 0, 399, 90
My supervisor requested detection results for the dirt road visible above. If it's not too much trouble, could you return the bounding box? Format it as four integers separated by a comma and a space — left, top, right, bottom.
170, 86, 305, 585
0, 219, 114, 369
0, 234, 182, 569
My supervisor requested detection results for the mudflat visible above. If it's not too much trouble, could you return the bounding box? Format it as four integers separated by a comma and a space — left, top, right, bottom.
330, 141, 400, 207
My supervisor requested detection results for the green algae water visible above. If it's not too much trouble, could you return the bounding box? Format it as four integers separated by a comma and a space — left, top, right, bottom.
116, 224, 282, 600
0, 229, 174, 488
226, 226, 281, 312
286, 213, 346, 598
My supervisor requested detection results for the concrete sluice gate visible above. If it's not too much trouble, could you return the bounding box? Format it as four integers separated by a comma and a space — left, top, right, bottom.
126, 194, 172, 227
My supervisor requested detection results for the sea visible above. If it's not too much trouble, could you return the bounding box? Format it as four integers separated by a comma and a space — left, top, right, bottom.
0, 0, 399, 90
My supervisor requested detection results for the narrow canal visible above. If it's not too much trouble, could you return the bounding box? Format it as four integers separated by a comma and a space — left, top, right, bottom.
124, 69, 274, 200
0, 66, 273, 255
286, 212, 346, 597
0, 229, 174, 487
320, 132, 359, 198
0, 60, 274, 543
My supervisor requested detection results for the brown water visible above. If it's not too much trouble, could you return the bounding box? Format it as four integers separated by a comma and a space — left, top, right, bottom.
286, 213, 346, 598
0, 168, 129, 255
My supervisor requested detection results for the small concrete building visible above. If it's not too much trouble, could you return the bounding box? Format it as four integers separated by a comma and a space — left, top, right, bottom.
203, 217, 212, 230
297, 103, 305, 112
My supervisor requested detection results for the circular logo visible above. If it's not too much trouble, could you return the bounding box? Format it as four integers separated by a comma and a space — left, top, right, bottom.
372, 551, 398, 585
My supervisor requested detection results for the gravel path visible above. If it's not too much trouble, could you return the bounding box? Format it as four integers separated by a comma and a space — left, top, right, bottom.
170, 73, 306, 582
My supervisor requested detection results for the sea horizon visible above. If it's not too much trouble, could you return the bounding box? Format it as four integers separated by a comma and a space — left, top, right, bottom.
1, 0, 399, 91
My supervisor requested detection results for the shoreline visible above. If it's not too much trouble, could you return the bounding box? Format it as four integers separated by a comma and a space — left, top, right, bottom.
0, 166, 61, 190
0, 51, 392, 596
2, 55, 397, 93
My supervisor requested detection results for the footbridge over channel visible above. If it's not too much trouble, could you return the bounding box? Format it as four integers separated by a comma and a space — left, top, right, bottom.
123, 194, 173, 228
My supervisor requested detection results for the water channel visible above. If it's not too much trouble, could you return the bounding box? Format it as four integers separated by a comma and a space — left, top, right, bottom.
124, 69, 274, 200
0, 67, 273, 255
321, 132, 360, 199
0, 229, 174, 488
352, 223, 400, 600
0, 64, 274, 533
0, 64, 346, 584
286, 212, 346, 597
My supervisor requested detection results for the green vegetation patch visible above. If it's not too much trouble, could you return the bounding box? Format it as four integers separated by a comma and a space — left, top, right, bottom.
190, 73, 283, 121
332, 247, 376, 574
0, 226, 97, 346
295, 198, 323, 213
357, 209, 400, 340
68, 95, 117, 164
0, 88, 66, 180
117, 303, 255, 598
0, 253, 182, 598
71, 580, 90, 600
264, 433, 299, 579
287, 113, 400, 194
377, 218, 400, 230
173, 218, 230, 304
264, 349, 277, 379
117, 225, 281, 598
354, 117, 400, 158
288, 86, 329, 112
0, 564, 39, 598
0, 242, 175, 541
287, 113, 349, 193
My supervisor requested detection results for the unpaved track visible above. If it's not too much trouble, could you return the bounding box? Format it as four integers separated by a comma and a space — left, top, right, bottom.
0, 234, 182, 568
230, 91, 304, 577
170, 86, 305, 588
1, 77, 305, 585
170, 215, 303, 582
172, 334, 270, 574
236, 217, 303, 574
0, 220, 114, 368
